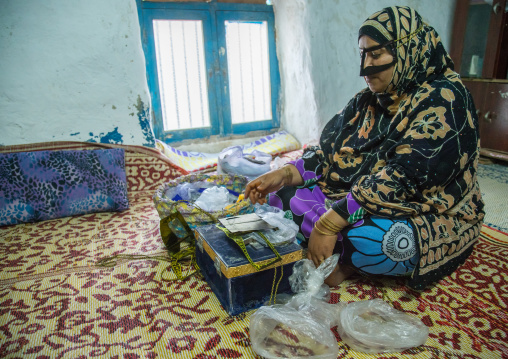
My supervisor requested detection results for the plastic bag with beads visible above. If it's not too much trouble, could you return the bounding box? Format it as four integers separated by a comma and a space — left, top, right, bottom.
249, 254, 343, 359
336, 298, 429, 353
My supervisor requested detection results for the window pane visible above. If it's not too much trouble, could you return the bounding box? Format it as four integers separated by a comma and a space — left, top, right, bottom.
153, 20, 210, 131
459, 3, 491, 78
225, 20, 272, 124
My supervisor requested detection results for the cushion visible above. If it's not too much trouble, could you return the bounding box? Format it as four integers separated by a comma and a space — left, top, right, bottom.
156, 130, 301, 172
0, 148, 129, 226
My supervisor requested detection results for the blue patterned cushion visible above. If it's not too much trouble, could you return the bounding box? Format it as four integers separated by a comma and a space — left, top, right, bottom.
0, 148, 129, 226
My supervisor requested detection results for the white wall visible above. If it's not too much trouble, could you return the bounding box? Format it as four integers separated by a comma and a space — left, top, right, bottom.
0, 0, 155, 147
273, 0, 457, 145
0, 0, 456, 150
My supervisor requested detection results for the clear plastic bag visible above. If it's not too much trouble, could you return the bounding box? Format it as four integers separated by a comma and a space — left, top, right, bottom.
253, 203, 299, 245
217, 146, 272, 180
250, 252, 430, 357
164, 181, 213, 202
250, 255, 343, 359
193, 186, 233, 212
336, 298, 429, 354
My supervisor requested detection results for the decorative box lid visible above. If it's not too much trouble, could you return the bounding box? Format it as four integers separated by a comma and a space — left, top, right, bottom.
194, 224, 303, 279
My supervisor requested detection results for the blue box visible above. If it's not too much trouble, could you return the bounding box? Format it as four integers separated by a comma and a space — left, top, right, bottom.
194, 224, 303, 316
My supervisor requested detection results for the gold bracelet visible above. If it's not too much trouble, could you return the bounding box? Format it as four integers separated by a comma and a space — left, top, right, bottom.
283, 165, 293, 186
313, 222, 337, 236
321, 215, 343, 231
320, 215, 340, 227
320, 223, 342, 234
320, 221, 342, 233
319, 216, 343, 233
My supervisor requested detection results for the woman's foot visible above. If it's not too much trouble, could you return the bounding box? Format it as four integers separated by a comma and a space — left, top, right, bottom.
324, 264, 354, 287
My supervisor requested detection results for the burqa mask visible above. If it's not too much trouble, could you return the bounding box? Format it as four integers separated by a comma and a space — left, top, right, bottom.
359, 41, 396, 77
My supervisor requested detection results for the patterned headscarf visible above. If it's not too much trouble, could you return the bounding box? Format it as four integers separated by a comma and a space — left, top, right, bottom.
358, 6, 454, 96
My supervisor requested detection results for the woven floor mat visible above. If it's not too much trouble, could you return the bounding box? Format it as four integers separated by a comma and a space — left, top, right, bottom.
1, 190, 507, 358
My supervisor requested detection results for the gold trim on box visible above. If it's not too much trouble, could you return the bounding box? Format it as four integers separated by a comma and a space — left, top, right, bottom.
195, 231, 303, 279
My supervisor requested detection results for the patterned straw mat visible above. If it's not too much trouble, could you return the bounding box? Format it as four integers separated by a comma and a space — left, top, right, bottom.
1, 157, 507, 358
477, 162, 508, 233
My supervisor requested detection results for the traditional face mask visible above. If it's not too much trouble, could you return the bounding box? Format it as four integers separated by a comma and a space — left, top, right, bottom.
359, 25, 424, 77
359, 41, 396, 77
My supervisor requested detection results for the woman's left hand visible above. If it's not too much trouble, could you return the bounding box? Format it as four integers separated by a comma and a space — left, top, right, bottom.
307, 209, 349, 268
307, 230, 338, 268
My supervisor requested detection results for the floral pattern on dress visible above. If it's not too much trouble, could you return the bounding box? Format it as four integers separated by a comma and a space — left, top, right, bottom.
346, 217, 417, 275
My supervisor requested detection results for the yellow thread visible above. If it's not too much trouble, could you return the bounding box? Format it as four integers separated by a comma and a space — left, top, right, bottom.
269, 266, 277, 305
216, 225, 282, 271
215, 224, 286, 306
95, 253, 200, 281
273, 263, 283, 304
269, 262, 284, 305
394, 25, 423, 48
97, 208, 202, 281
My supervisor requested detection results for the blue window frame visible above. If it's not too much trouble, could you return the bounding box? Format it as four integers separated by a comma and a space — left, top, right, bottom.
137, 0, 280, 144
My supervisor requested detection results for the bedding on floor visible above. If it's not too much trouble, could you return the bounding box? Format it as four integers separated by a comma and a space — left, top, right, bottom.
155, 130, 301, 172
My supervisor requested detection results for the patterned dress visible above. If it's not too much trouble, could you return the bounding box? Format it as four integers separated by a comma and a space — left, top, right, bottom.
269, 6, 485, 290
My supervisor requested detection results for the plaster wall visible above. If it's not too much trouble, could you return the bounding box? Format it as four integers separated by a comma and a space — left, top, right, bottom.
0, 0, 457, 151
0, 0, 155, 147
273, 0, 457, 144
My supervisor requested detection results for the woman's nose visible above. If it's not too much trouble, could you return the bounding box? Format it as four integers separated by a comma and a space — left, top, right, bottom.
363, 55, 373, 68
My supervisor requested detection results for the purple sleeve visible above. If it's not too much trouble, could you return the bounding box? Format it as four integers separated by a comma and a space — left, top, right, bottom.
286, 158, 321, 182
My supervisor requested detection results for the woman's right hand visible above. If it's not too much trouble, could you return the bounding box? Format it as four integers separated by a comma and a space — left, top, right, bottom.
244, 168, 286, 205
245, 165, 302, 205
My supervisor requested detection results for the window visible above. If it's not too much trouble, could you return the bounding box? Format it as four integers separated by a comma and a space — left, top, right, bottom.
137, 0, 280, 143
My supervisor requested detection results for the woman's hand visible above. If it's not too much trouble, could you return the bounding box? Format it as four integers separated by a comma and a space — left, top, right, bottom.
244, 165, 302, 205
307, 230, 338, 268
244, 168, 286, 205
307, 209, 349, 268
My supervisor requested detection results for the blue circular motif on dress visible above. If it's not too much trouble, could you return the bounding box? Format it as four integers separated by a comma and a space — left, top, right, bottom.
348, 217, 418, 276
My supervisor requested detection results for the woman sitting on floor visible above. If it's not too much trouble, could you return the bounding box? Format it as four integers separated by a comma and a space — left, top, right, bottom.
245, 6, 485, 290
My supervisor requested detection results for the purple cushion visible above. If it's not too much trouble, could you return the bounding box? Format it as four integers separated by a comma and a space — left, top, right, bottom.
0, 148, 129, 226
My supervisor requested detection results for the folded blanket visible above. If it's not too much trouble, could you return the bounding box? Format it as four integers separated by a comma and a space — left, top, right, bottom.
156, 131, 301, 172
